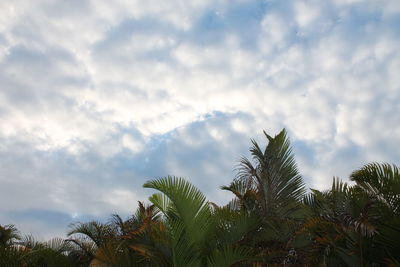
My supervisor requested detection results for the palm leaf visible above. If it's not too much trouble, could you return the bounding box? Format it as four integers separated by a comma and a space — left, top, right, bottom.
350, 162, 400, 215
207, 245, 252, 267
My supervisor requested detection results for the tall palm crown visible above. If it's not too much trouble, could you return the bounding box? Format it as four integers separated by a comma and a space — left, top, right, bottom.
221, 129, 307, 265
225, 129, 306, 220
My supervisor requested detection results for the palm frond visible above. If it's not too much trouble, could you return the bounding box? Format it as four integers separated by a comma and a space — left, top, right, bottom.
0, 224, 21, 247
234, 129, 306, 220
207, 245, 252, 267
351, 162, 400, 215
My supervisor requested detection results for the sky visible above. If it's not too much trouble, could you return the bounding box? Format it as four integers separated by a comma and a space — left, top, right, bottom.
0, 0, 399, 239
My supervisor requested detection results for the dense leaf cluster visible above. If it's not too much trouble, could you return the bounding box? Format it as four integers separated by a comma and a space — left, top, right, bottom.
1, 129, 399, 266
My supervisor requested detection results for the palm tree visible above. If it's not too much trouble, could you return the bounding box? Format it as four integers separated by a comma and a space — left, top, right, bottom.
67, 202, 168, 267
0, 226, 76, 267
143, 176, 253, 267
298, 179, 370, 266
19, 235, 74, 267
67, 221, 118, 266
114, 201, 171, 266
0, 224, 25, 266
350, 163, 400, 216
222, 129, 306, 265
228, 129, 306, 218
0, 224, 20, 247
297, 163, 400, 266
350, 163, 400, 265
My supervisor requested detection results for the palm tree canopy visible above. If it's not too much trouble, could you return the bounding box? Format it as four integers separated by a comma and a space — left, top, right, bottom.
0, 224, 20, 247
144, 176, 253, 267
229, 129, 306, 219
350, 162, 400, 215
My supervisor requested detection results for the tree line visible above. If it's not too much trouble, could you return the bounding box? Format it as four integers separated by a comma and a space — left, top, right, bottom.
1, 129, 399, 266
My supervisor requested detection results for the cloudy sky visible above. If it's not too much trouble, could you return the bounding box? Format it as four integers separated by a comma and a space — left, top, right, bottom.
1, 0, 399, 239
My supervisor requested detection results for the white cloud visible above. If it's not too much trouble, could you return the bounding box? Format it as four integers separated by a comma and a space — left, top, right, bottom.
122, 134, 144, 153
259, 13, 291, 53
105, 189, 139, 214
295, 1, 320, 27
0, 0, 399, 237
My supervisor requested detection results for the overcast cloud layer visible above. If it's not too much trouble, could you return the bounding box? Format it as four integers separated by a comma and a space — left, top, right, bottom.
1, 0, 399, 239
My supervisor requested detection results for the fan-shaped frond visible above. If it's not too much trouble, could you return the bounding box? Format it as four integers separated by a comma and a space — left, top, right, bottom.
351, 162, 400, 215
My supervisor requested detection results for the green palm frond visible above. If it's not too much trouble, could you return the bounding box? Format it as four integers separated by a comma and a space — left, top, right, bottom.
0, 245, 26, 266
148, 193, 173, 215
144, 176, 214, 243
261, 129, 306, 201
66, 221, 120, 266
0, 224, 20, 247
144, 176, 215, 266
215, 208, 259, 244
207, 245, 252, 267
351, 162, 400, 215
19, 236, 73, 267
110, 214, 127, 235
19, 235, 41, 249
144, 177, 209, 220
221, 179, 259, 213
44, 237, 73, 253
68, 221, 115, 248
144, 176, 256, 266
235, 156, 258, 186
233, 129, 306, 221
